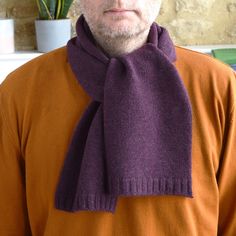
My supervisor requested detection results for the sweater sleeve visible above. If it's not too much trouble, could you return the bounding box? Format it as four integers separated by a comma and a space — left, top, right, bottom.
217, 73, 236, 235
0, 86, 31, 236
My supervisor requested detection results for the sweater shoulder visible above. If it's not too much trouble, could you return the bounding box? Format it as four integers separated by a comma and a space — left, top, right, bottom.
174, 46, 236, 98
175, 45, 236, 123
0, 46, 81, 122
0, 46, 69, 94
174, 45, 234, 75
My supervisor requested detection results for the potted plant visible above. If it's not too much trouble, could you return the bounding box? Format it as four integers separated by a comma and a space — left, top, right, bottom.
35, 0, 74, 53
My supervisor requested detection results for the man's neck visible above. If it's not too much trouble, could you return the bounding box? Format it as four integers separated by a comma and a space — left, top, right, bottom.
91, 28, 150, 57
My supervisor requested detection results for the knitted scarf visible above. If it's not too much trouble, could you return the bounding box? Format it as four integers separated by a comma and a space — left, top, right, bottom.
55, 15, 193, 213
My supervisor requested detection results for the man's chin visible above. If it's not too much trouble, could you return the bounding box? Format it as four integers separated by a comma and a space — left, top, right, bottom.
99, 22, 143, 38
101, 28, 140, 39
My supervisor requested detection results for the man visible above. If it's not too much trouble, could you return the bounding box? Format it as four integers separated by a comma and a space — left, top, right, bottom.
0, 0, 236, 235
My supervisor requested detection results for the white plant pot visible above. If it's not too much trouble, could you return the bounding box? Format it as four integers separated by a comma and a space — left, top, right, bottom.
0, 18, 15, 54
35, 18, 71, 53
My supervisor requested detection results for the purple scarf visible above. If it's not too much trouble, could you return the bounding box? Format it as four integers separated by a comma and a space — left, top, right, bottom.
55, 15, 193, 213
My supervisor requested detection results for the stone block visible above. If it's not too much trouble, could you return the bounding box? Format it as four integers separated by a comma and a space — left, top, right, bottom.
7, 5, 37, 18
176, 0, 216, 13
169, 19, 213, 44
227, 2, 236, 12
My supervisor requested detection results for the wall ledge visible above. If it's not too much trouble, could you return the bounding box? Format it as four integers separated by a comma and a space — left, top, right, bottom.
1, 44, 236, 60
1, 45, 236, 83
182, 44, 236, 54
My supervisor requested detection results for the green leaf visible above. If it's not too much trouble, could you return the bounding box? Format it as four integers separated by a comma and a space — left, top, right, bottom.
48, 0, 57, 19
36, 0, 73, 19
55, 0, 62, 19
36, 0, 42, 16
36, 0, 53, 19
59, 0, 73, 19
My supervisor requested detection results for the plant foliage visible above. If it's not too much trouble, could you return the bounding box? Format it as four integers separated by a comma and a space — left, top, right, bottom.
36, 0, 74, 20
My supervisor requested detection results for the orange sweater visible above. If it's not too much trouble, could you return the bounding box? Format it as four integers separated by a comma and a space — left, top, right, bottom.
0, 46, 236, 236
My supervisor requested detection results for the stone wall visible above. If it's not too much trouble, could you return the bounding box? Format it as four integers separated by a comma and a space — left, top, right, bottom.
158, 0, 236, 45
0, 0, 236, 50
0, 0, 38, 50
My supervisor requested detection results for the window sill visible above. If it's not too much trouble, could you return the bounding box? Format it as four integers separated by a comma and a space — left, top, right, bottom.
1, 45, 236, 83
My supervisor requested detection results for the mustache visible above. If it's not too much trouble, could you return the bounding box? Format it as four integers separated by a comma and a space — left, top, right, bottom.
101, 1, 138, 11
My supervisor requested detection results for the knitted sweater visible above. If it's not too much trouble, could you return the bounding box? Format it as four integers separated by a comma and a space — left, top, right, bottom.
0, 46, 236, 236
